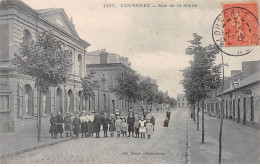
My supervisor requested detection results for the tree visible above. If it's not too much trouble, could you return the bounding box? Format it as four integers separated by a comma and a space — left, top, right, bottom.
81, 69, 96, 108
12, 30, 72, 141
112, 71, 140, 111
139, 78, 155, 111
181, 33, 222, 143
169, 97, 177, 108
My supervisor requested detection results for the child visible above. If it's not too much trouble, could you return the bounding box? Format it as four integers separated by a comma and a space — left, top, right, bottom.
146, 119, 153, 139
139, 116, 146, 139
64, 112, 72, 137
109, 114, 116, 137
49, 113, 57, 139
134, 116, 140, 138
73, 113, 81, 139
115, 115, 122, 137
121, 118, 127, 137
163, 117, 169, 127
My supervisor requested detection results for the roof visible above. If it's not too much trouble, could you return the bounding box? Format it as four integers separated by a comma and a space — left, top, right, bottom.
1, 0, 90, 48
86, 50, 119, 57
220, 71, 260, 95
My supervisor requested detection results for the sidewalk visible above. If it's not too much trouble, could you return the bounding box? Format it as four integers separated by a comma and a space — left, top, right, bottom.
0, 117, 71, 159
188, 111, 260, 164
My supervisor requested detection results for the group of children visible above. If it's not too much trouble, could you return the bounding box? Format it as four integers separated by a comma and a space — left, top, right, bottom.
49, 109, 156, 139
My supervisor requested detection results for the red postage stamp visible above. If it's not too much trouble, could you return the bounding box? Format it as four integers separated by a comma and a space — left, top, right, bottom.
222, 2, 259, 47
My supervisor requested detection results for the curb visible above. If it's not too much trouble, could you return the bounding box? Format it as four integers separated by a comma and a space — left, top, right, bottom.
186, 110, 191, 164
1, 137, 73, 159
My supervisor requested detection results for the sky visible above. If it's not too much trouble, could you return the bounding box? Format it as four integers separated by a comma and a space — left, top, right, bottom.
23, 0, 260, 98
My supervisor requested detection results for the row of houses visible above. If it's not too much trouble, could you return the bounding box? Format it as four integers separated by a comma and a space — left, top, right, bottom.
204, 60, 260, 129
0, 0, 165, 133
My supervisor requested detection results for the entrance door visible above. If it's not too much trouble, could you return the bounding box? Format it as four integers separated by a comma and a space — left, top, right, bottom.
250, 97, 254, 122
243, 98, 246, 125
238, 99, 240, 123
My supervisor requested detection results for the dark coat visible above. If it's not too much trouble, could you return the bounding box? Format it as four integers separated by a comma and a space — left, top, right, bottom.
64, 116, 72, 132
49, 116, 57, 133
73, 118, 81, 134
109, 119, 115, 132
102, 116, 109, 131
94, 115, 102, 133
56, 115, 64, 133
150, 115, 155, 125
127, 116, 135, 132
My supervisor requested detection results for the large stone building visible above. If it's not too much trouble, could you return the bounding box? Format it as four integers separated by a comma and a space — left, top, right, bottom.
205, 60, 260, 129
0, 0, 90, 132
85, 49, 135, 116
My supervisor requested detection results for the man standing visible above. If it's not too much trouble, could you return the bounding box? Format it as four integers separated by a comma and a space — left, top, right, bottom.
102, 112, 109, 137
127, 111, 135, 137
56, 112, 64, 138
94, 111, 101, 138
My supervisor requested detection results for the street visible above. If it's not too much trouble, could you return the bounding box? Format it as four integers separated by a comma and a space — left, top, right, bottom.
2, 109, 188, 164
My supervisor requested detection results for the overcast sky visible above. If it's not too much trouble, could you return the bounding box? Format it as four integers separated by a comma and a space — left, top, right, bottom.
24, 0, 260, 98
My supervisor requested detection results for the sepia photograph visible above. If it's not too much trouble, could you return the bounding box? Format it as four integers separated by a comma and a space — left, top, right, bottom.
0, 0, 259, 164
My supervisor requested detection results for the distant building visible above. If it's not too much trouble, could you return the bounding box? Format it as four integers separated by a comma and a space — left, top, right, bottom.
85, 49, 136, 116
177, 94, 188, 108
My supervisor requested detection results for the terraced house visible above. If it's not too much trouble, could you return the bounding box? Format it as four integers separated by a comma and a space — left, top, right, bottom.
205, 60, 260, 129
0, 0, 90, 132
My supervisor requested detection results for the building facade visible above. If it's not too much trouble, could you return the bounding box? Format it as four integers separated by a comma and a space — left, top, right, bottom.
177, 93, 188, 108
0, 0, 90, 132
205, 60, 260, 129
85, 49, 136, 116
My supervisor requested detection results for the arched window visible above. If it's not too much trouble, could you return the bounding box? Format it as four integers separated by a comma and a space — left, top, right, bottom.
23, 29, 32, 42
24, 84, 33, 116
78, 54, 82, 76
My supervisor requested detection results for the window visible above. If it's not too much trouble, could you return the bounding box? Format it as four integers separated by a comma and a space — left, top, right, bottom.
42, 93, 47, 114
0, 94, 10, 110
78, 54, 82, 76
23, 29, 32, 42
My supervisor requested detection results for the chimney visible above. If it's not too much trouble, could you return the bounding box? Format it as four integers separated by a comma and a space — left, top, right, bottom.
70, 17, 75, 27
100, 49, 108, 64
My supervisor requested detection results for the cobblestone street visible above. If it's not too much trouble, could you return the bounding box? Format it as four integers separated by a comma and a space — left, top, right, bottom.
2, 109, 188, 164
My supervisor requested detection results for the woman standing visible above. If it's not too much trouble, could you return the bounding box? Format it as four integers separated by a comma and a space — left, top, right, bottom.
109, 114, 116, 137
64, 112, 72, 137
49, 113, 57, 139
73, 113, 81, 139
86, 111, 94, 137
80, 112, 88, 138
115, 115, 122, 137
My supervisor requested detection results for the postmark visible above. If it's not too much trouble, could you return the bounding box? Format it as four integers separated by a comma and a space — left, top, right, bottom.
212, 2, 259, 56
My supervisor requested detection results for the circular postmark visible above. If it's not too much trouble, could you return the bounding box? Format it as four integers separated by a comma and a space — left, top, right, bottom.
212, 6, 259, 56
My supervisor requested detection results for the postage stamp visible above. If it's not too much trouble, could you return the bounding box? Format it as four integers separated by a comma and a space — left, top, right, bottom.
222, 2, 259, 47
212, 2, 259, 56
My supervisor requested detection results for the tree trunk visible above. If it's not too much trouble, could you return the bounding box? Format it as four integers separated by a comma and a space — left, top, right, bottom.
202, 100, 205, 143
193, 104, 196, 123
197, 101, 200, 131
38, 90, 42, 142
